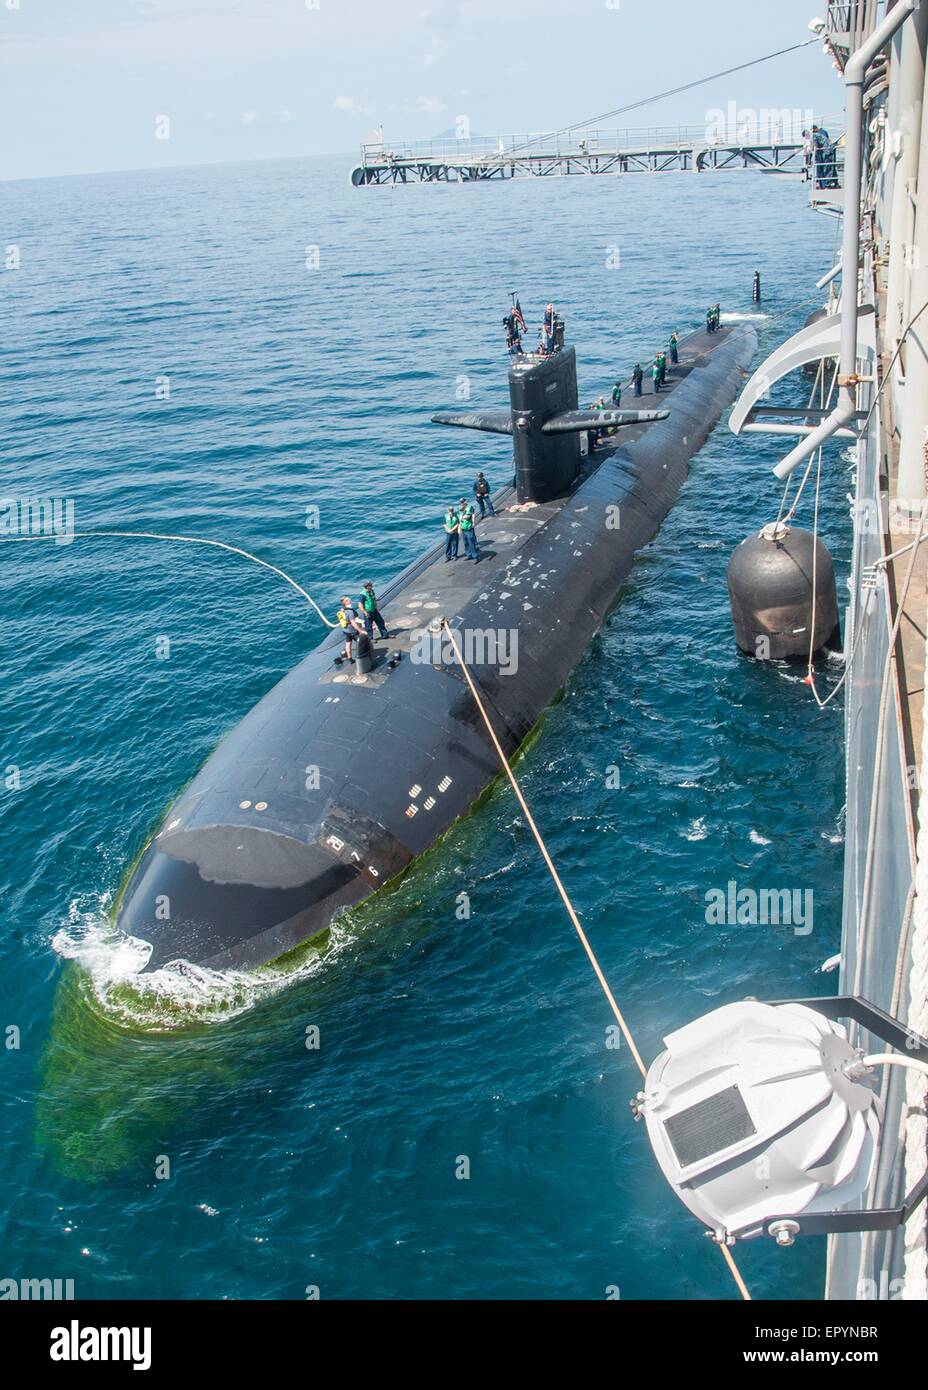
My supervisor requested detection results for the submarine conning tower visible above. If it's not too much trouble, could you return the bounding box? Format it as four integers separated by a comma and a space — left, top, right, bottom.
509, 347, 581, 502
431, 339, 668, 503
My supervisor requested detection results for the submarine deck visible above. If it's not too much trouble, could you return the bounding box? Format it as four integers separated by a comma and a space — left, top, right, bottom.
319, 322, 735, 689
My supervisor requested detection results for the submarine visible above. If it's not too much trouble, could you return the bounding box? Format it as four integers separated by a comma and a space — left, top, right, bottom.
115, 312, 758, 971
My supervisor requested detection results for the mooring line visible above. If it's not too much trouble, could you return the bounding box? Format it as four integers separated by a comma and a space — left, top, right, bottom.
440, 618, 752, 1301
0, 529, 339, 628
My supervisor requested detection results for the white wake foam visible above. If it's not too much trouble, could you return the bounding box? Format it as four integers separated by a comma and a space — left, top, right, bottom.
51, 895, 340, 1031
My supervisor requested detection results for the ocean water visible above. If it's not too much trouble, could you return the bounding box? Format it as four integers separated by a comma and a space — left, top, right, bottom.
1, 155, 848, 1300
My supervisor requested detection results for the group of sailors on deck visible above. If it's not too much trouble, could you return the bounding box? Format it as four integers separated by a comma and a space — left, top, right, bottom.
335, 469, 498, 657
442, 472, 495, 563
336, 583, 390, 659
337, 300, 729, 657
585, 324, 692, 444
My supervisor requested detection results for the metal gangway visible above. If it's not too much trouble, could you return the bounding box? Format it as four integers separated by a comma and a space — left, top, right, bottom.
351, 117, 844, 188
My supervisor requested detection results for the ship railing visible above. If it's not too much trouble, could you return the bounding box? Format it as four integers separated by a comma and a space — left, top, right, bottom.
826, 0, 880, 53
360, 117, 845, 166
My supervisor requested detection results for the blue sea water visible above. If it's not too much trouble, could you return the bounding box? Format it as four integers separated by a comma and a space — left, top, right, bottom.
1, 155, 848, 1300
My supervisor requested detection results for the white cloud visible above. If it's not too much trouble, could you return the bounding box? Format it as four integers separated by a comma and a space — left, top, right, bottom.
334, 95, 375, 117
410, 96, 446, 115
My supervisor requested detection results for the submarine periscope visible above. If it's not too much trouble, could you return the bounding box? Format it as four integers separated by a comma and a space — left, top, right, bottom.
115, 312, 758, 973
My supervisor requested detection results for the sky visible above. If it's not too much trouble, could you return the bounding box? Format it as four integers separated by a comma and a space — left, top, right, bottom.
0, 0, 845, 181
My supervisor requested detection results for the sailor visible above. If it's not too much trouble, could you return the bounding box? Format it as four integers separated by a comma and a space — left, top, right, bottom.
632, 363, 643, 397
669, 332, 679, 365
812, 125, 829, 188
816, 125, 838, 187
542, 302, 556, 353
706, 304, 715, 334
585, 398, 602, 447
714, 302, 722, 331
652, 359, 662, 392
553, 312, 565, 351
336, 596, 365, 660
656, 351, 667, 388
611, 379, 623, 408
474, 470, 495, 518
443, 504, 460, 561
458, 497, 479, 561
801, 128, 813, 180
597, 395, 612, 442
360, 581, 389, 640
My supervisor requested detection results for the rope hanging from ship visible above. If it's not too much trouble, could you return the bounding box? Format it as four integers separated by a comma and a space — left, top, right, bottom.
503, 38, 821, 159
0, 529, 339, 629
438, 618, 753, 1303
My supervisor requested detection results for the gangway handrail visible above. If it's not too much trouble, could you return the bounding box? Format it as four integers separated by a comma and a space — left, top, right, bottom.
359, 115, 846, 167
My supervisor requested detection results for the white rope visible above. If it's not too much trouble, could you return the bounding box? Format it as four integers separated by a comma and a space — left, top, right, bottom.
862, 1054, 928, 1079
0, 529, 339, 628
440, 618, 752, 1302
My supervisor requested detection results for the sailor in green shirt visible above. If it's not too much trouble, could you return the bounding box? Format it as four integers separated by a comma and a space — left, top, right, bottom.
457, 497, 479, 561
360, 581, 389, 640
443, 504, 460, 561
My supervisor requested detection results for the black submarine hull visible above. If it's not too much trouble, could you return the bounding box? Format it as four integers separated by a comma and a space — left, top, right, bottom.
116, 322, 757, 971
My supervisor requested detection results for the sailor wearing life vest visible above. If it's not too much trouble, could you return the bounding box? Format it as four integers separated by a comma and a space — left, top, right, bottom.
336, 596, 365, 659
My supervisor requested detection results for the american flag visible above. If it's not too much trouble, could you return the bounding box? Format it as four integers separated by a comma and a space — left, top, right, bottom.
512, 298, 526, 333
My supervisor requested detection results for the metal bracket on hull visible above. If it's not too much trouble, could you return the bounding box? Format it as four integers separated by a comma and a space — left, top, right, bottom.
756, 995, 928, 1241
729, 304, 876, 438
